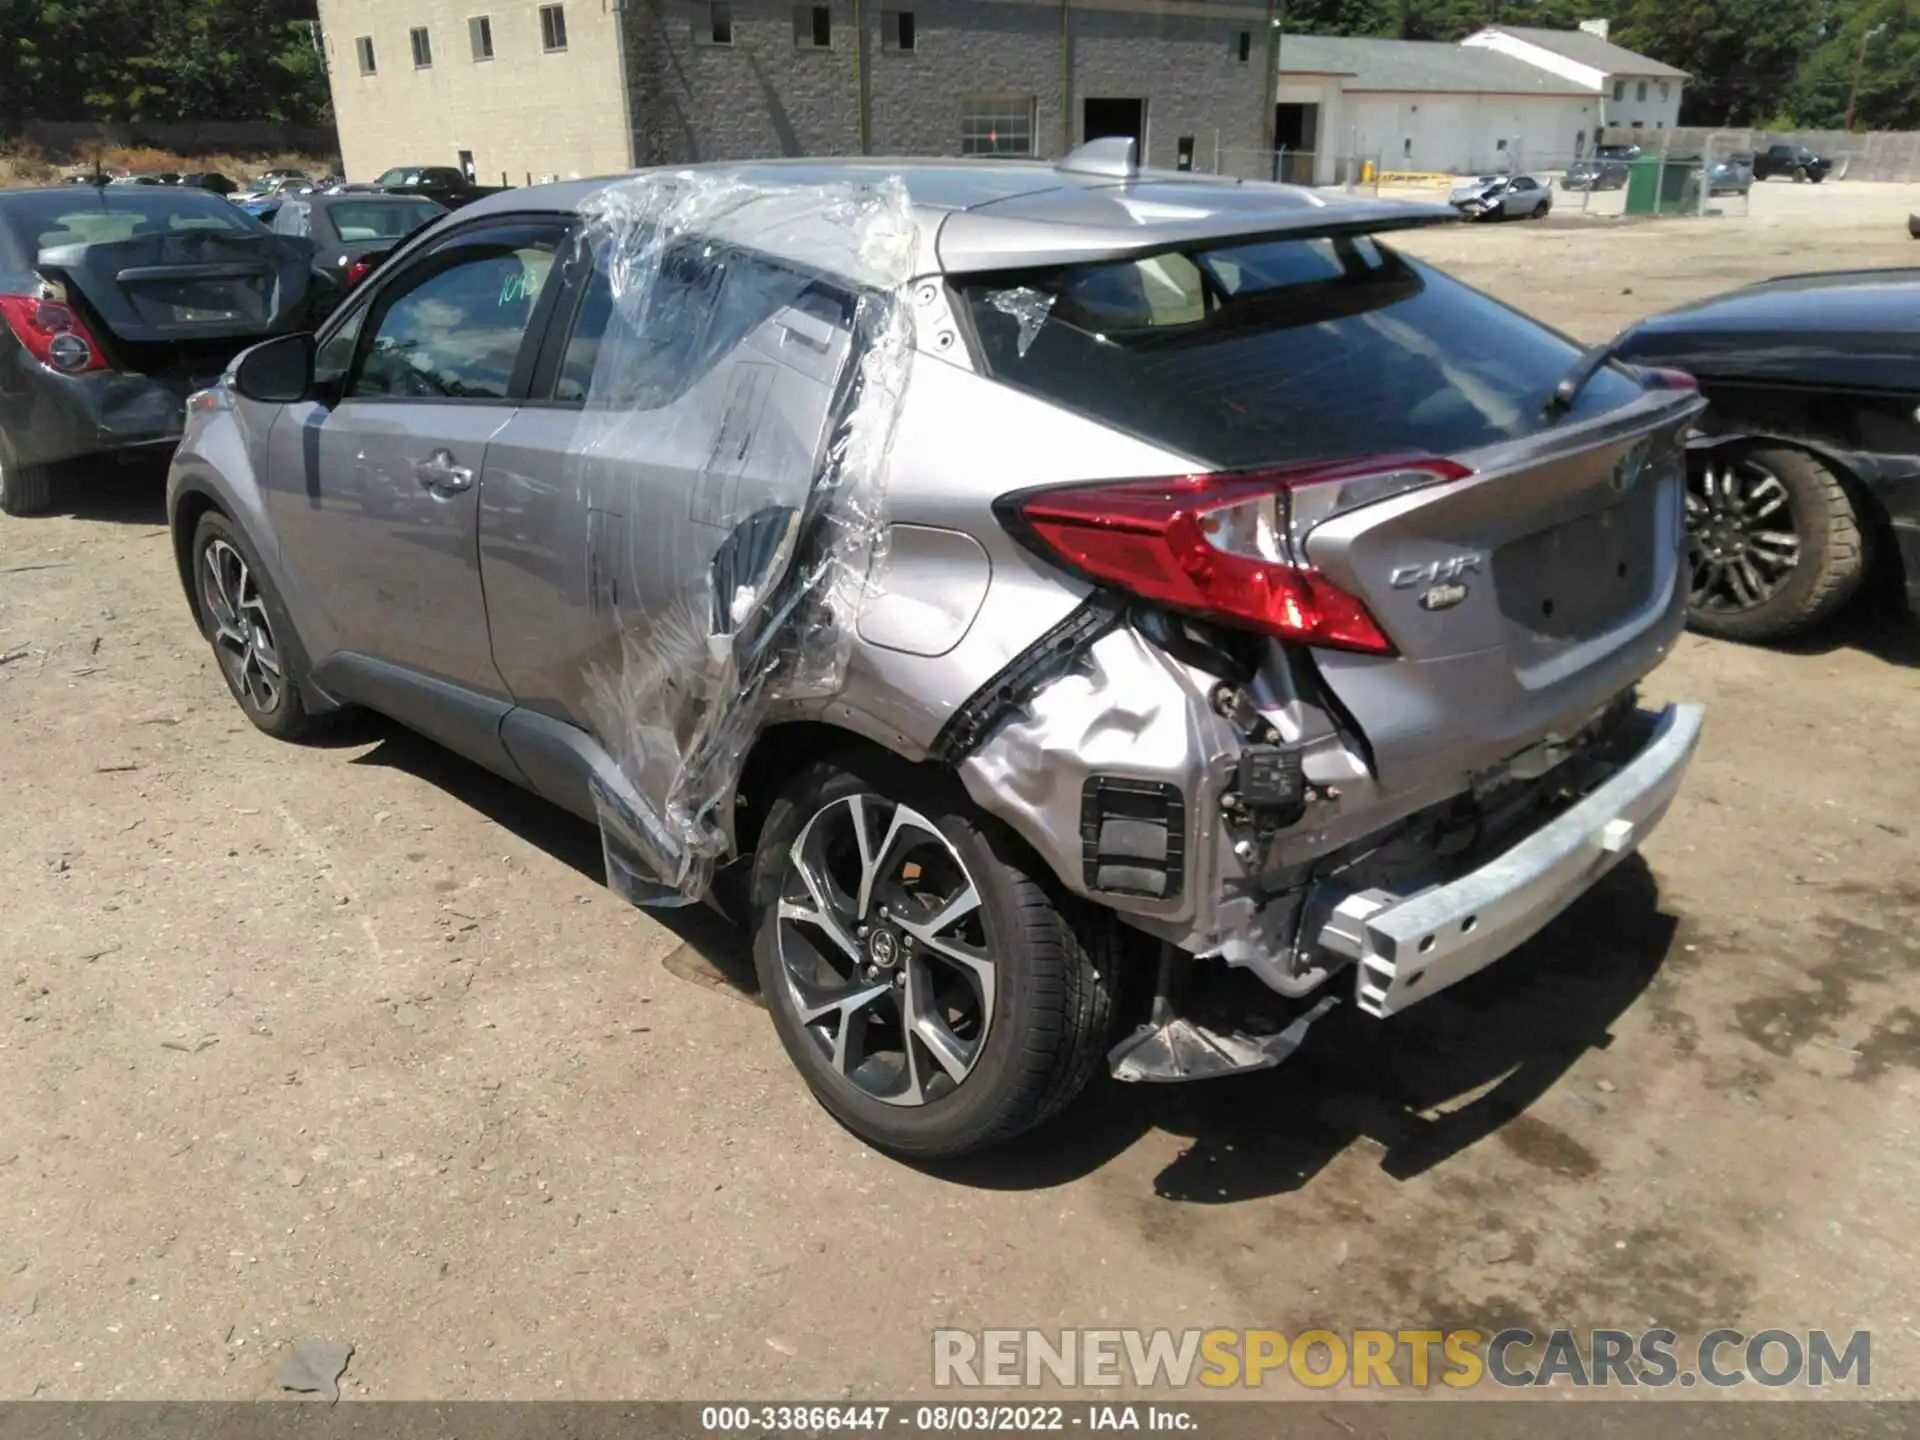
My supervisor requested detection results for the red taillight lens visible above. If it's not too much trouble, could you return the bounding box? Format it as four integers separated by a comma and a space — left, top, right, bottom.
1639, 366, 1700, 393
344, 260, 374, 288
0, 293, 107, 374
1004, 456, 1470, 655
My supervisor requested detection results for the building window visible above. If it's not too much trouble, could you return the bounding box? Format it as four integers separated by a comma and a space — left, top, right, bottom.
540, 3, 568, 51
882, 9, 914, 50
1612, 78, 1624, 100
1631, 120, 1644, 130
470, 16, 493, 60
961, 95, 1034, 156
794, 5, 831, 48
708, 1, 732, 43
1660, 80, 1670, 101
410, 26, 432, 67
1237, 30, 1251, 62
355, 34, 376, 74
1636, 80, 1647, 101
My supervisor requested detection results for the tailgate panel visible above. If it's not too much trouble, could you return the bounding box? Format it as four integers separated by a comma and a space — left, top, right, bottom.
1301, 401, 1700, 792
1495, 479, 1661, 669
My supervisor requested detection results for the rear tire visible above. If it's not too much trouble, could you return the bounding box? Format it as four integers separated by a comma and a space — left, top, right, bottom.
0, 432, 54, 517
751, 754, 1119, 1158
1685, 443, 1865, 642
190, 510, 323, 740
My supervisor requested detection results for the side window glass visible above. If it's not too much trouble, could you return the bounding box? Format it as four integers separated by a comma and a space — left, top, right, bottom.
316, 303, 368, 386
557, 243, 851, 409
555, 264, 613, 404
350, 239, 557, 400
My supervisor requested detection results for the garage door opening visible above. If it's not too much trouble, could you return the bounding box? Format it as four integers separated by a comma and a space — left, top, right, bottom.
1083, 97, 1146, 158
1274, 101, 1319, 183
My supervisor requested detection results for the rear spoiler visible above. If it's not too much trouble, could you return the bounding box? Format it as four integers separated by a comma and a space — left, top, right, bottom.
936, 200, 1459, 274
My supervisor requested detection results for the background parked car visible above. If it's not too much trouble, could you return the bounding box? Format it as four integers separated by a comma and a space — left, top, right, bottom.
367, 165, 506, 209
1707, 153, 1755, 195
1612, 268, 1920, 640
270, 193, 446, 310
1448, 173, 1552, 220
180, 172, 238, 196
1752, 143, 1833, 183
1561, 159, 1629, 191
0, 185, 318, 515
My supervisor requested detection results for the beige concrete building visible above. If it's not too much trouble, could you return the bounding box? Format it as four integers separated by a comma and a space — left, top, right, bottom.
317, 0, 635, 184
317, 0, 1273, 184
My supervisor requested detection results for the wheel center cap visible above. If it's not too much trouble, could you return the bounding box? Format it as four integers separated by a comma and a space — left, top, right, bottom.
867, 929, 900, 970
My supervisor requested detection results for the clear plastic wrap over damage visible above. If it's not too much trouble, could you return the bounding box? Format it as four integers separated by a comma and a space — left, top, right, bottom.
983, 287, 1054, 357
569, 172, 918, 906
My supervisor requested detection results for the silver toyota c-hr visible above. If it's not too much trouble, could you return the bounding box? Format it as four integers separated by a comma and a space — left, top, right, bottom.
168, 148, 1705, 1158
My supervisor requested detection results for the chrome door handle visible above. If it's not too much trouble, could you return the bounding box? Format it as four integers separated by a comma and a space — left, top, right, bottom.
415, 449, 474, 494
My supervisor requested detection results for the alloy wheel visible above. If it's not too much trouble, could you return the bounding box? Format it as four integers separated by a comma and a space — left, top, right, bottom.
201, 538, 284, 713
774, 794, 997, 1107
1686, 455, 1802, 613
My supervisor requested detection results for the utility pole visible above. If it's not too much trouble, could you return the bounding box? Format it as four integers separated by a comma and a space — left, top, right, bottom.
1845, 23, 1888, 133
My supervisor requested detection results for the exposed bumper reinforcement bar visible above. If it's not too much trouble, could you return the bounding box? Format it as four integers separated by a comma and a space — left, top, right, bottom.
1319, 702, 1705, 1019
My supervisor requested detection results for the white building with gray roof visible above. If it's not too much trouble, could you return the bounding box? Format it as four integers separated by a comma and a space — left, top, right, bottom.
1276, 22, 1686, 184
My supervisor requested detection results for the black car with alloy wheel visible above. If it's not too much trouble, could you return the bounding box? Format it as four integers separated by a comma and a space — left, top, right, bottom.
0, 185, 317, 516
1611, 268, 1920, 641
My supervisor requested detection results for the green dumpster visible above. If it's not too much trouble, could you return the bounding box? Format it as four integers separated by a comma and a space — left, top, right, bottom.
1624, 156, 1703, 215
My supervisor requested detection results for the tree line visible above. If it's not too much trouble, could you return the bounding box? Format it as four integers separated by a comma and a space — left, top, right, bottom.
0, 0, 331, 126
1285, 0, 1919, 131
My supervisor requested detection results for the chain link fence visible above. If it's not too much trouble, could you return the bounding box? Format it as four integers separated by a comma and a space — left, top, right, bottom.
1662, 127, 1920, 183
1195, 146, 1387, 192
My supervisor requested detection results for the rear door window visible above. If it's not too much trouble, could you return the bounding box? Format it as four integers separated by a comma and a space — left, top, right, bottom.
545, 240, 853, 408
959, 233, 1645, 469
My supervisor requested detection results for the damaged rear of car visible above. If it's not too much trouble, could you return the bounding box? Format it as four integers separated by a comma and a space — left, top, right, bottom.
727, 167, 1705, 1154
885, 196, 1705, 1111
169, 157, 1705, 1160
0, 185, 315, 515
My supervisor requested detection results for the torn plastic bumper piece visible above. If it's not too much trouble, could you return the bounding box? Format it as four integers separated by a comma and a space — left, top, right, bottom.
1109, 995, 1338, 1082
927, 594, 1126, 765
1319, 702, 1704, 1019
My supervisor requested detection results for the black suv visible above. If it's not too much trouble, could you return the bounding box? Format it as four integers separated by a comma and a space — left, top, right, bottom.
1752, 144, 1833, 183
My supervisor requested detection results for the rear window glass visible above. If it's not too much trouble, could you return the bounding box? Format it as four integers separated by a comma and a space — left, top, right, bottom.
959, 234, 1644, 468
556, 241, 851, 408
5, 190, 262, 258
325, 200, 443, 243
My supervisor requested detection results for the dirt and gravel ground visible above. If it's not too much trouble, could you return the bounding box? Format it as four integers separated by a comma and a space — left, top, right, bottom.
2, 177, 1917, 1403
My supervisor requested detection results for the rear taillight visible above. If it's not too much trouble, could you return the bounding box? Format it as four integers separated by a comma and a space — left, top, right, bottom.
344, 260, 374, 288
1638, 366, 1700, 393
0, 293, 107, 374
1002, 455, 1470, 655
